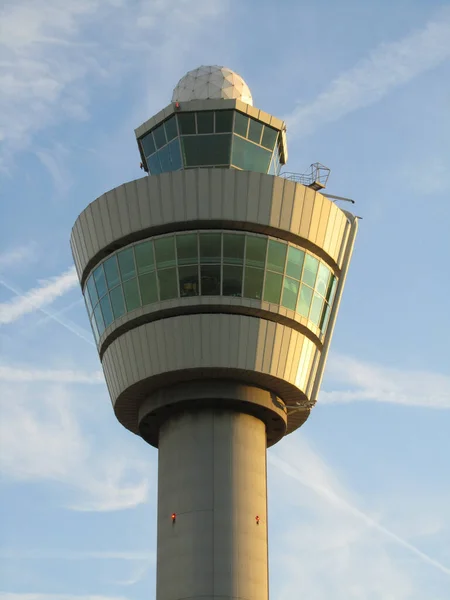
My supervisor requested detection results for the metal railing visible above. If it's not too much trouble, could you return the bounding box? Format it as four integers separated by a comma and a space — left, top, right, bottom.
280, 162, 331, 190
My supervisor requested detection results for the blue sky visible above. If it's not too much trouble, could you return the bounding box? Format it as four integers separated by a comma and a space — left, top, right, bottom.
0, 0, 449, 598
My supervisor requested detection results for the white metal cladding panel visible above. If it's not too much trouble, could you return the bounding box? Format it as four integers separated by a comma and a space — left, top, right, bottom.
90, 194, 107, 250
309, 193, 324, 242
316, 194, 332, 248
279, 179, 296, 231
209, 169, 223, 218
184, 169, 198, 221
323, 201, 338, 257
70, 227, 82, 279
97, 192, 114, 248
295, 337, 316, 391
147, 175, 163, 225
160, 174, 174, 223
77, 211, 91, 268
198, 169, 210, 220
235, 170, 250, 222
274, 326, 293, 379
269, 176, 284, 229
71, 170, 349, 279
290, 184, 306, 235
101, 315, 319, 408
298, 186, 315, 239
246, 171, 262, 222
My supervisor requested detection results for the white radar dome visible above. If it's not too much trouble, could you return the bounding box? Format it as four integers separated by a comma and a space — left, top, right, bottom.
172, 65, 253, 106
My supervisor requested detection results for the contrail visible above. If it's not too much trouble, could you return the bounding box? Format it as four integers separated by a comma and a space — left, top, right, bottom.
269, 454, 450, 577
0, 278, 95, 346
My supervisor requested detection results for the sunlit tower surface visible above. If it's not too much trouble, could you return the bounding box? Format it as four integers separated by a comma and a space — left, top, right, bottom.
71, 66, 357, 600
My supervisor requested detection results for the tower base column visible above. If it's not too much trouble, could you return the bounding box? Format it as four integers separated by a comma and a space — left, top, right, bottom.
157, 408, 269, 600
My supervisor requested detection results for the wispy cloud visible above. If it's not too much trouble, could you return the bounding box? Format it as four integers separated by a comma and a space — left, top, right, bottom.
0, 549, 154, 561
321, 354, 450, 409
36, 142, 73, 197
0, 267, 78, 324
0, 244, 37, 271
270, 449, 450, 577
269, 436, 450, 599
285, 8, 450, 136
0, 595, 130, 600
0, 382, 150, 511
0, 0, 227, 170
0, 364, 102, 384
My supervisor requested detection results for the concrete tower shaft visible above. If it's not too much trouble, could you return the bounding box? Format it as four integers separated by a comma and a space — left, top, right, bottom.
71, 68, 357, 600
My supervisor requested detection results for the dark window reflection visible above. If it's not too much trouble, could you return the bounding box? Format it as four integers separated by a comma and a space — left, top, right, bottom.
197, 111, 214, 133
215, 110, 233, 132
223, 265, 242, 297
178, 113, 196, 134
179, 265, 199, 297
201, 265, 220, 295
182, 134, 231, 167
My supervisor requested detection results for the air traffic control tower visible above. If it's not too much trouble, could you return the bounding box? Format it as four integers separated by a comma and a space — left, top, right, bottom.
71, 66, 357, 600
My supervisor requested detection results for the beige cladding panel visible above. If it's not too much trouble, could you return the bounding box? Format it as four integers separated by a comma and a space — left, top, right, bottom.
101, 314, 319, 432
71, 170, 350, 283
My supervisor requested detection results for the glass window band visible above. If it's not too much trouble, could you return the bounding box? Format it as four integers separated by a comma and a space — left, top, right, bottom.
84, 231, 337, 342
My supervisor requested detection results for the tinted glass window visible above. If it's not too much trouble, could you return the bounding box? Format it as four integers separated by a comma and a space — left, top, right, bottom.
104, 256, 120, 289
141, 133, 156, 156
326, 276, 337, 303
223, 265, 243, 296
94, 304, 105, 337
139, 272, 158, 305
179, 265, 199, 297
297, 284, 313, 317
248, 119, 263, 144
91, 314, 100, 343
309, 293, 324, 326
263, 271, 283, 304
118, 248, 136, 281
320, 304, 331, 332
281, 277, 299, 311
153, 124, 166, 149
155, 237, 175, 269
244, 266, 264, 299
158, 268, 178, 300
135, 241, 155, 275
182, 134, 231, 166
316, 263, 330, 296
86, 276, 98, 307
245, 236, 267, 269
177, 234, 198, 266
148, 153, 161, 175
303, 254, 319, 287
84, 288, 93, 314
197, 111, 214, 133
200, 233, 221, 264
168, 139, 182, 170
93, 265, 107, 298
261, 126, 278, 150
100, 295, 113, 328
267, 240, 286, 273
110, 286, 126, 319
164, 116, 178, 141
178, 112, 196, 134
286, 247, 304, 280
223, 233, 245, 265
201, 265, 220, 295
234, 112, 248, 137
215, 110, 233, 133
123, 278, 140, 311
159, 146, 171, 172
232, 135, 271, 173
